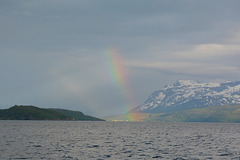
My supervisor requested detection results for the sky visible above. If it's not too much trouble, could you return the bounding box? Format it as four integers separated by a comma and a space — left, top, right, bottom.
1, 0, 240, 117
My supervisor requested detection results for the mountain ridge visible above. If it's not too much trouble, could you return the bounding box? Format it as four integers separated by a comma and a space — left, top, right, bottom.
133, 80, 240, 113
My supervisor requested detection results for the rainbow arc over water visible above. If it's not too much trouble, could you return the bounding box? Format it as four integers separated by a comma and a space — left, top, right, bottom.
105, 49, 141, 121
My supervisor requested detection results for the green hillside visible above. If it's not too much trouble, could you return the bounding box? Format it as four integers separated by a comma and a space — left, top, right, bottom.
153, 105, 240, 122
104, 105, 240, 123
0, 105, 104, 121
49, 108, 104, 121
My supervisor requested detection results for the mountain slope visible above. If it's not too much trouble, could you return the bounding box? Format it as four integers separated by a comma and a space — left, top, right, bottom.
105, 105, 240, 123
133, 80, 240, 113
0, 105, 104, 121
150, 105, 240, 122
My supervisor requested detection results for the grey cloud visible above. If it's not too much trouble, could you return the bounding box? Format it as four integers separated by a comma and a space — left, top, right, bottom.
128, 61, 240, 77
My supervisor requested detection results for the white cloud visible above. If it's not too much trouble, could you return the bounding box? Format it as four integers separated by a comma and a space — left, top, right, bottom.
174, 43, 240, 60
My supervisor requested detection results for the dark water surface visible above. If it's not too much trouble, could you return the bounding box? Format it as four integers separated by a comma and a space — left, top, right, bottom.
0, 121, 240, 160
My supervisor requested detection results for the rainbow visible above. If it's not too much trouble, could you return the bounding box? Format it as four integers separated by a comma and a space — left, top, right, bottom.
105, 49, 140, 121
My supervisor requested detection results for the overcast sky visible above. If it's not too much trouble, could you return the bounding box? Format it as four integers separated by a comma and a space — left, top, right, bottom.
1, 0, 240, 117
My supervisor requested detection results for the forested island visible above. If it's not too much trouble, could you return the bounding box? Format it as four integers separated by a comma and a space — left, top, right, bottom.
0, 105, 104, 121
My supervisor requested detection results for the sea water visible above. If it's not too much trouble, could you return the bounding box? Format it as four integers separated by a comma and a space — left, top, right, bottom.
0, 121, 240, 160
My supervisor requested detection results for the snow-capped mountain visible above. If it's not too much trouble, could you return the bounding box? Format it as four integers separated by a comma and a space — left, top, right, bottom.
133, 80, 240, 113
